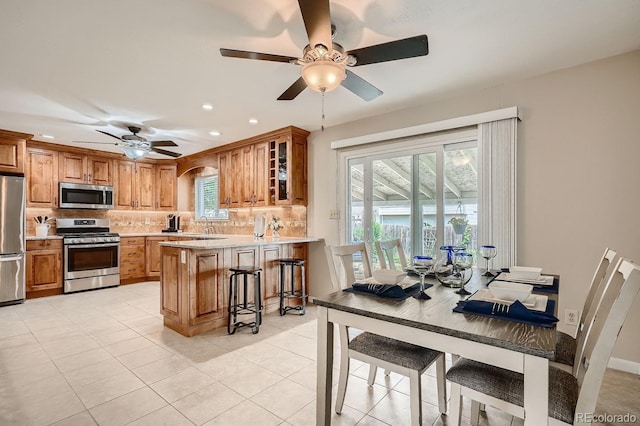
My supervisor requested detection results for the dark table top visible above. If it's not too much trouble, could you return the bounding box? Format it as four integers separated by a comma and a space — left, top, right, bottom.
313, 270, 558, 359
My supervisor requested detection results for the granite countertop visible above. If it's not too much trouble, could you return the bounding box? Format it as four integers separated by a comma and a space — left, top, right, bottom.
159, 235, 323, 249
26, 235, 63, 240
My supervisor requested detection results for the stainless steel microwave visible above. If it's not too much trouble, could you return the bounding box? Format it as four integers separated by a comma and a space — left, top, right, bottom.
59, 182, 114, 209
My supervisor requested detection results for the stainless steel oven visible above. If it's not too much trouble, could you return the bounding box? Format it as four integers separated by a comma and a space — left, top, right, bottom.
57, 218, 120, 293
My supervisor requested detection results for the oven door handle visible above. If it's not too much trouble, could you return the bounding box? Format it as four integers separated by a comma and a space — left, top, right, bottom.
65, 243, 120, 249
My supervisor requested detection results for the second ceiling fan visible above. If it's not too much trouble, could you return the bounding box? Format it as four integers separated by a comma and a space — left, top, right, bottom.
220, 0, 429, 102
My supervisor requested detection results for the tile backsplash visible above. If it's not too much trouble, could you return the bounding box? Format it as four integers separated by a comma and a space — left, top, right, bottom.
26, 206, 307, 237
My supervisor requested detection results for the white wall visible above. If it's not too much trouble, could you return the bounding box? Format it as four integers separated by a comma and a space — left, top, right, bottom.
307, 50, 640, 364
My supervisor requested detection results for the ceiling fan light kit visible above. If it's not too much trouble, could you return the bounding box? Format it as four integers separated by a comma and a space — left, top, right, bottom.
220, 0, 429, 102
77, 126, 182, 159
121, 145, 150, 160
301, 59, 345, 92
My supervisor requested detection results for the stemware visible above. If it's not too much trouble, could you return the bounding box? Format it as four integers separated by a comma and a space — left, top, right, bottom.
412, 255, 433, 300
453, 252, 474, 295
479, 245, 497, 277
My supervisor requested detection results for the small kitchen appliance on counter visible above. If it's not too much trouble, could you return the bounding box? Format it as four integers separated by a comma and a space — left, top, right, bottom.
162, 214, 181, 233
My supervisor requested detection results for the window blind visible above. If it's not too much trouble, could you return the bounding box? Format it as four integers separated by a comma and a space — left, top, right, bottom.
195, 174, 227, 219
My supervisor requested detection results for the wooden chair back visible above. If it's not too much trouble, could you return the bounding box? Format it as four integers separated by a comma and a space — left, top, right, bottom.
325, 243, 373, 291
375, 238, 408, 270
574, 258, 640, 415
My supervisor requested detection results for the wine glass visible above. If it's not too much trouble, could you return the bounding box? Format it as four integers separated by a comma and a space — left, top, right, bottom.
412, 255, 433, 300
479, 245, 497, 277
453, 252, 474, 295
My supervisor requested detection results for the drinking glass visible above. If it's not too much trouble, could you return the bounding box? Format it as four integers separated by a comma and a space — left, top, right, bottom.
479, 245, 497, 276
453, 252, 474, 295
412, 255, 433, 300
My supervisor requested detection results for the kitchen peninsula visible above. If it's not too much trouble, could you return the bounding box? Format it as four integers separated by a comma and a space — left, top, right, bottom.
158, 235, 321, 336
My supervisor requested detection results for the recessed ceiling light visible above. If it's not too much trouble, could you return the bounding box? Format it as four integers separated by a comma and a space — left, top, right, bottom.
201, 103, 213, 111
40, 134, 54, 139
209, 130, 222, 136
249, 118, 258, 125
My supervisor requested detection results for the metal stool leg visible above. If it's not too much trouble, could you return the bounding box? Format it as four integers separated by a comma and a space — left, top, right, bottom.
252, 271, 261, 334
279, 263, 285, 316
300, 263, 306, 315
227, 273, 237, 335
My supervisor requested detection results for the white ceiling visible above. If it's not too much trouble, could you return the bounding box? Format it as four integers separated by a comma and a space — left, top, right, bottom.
1, 0, 639, 158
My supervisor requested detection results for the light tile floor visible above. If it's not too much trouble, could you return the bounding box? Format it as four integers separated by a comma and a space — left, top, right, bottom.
0, 282, 637, 425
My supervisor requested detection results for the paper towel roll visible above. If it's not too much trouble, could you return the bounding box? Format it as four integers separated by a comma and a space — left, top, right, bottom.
254, 214, 266, 238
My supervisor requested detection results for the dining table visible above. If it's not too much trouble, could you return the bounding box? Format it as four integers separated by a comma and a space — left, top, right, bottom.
313, 269, 559, 425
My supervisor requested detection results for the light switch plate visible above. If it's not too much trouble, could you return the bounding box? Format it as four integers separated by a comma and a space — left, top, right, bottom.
329, 209, 340, 220
145, 218, 151, 225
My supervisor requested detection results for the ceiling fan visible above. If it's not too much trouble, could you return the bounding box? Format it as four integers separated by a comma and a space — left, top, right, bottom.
220, 0, 429, 101
79, 126, 182, 159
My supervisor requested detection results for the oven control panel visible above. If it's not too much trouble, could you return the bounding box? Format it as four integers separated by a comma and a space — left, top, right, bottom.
63, 236, 120, 245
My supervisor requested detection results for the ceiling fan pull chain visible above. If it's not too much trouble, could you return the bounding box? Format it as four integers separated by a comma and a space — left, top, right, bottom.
321, 89, 325, 132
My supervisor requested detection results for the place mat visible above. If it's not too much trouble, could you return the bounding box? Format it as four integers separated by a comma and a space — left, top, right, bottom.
345, 282, 432, 300
453, 292, 558, 328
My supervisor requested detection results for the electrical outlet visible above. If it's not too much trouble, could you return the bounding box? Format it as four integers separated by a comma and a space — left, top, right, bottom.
329, 209, 340, 219
145, 218, 151, 225
565, 309, 579, 326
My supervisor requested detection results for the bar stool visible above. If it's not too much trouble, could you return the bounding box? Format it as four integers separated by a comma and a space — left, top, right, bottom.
278, 258, 306, 316
228, 266, 262, 334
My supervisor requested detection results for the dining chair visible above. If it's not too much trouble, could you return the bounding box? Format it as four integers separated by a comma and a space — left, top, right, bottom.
554, 248, 617, 373
445, 257, 640, 426
325, 243, 447, 425
375, 238, 408, 270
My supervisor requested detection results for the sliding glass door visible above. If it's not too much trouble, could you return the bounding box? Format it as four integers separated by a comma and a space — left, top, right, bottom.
347, 139, 478, 267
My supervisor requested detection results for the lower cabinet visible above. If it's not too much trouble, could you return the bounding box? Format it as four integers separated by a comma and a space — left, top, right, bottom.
26, 239, 63, 294
146, 236, 169, 277
261, 244, 283, 311
120, 237, 146, 282
160, 246, 226, 336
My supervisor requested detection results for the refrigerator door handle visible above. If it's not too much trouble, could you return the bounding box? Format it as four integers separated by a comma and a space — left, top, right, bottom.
0, 255, 24, 262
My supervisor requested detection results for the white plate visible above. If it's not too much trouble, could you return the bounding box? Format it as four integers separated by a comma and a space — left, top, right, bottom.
500, 273, 554, 286
468, 289, 548, 312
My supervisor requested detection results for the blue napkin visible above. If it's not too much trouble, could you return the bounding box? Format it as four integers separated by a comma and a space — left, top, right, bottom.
453, 299, 559, 327
345, 282, 431, 300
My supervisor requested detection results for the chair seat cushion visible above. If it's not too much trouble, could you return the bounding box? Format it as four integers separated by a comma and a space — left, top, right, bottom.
554, 330, 577, 366
446, 358, 578, 423
349, 332, 442, 371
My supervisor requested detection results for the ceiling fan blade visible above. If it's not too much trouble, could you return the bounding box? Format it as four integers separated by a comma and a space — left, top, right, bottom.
341, 70, 383, 102
72, 140, 118, 145
151, 147, 182, 158
347, 35, 429, 67
220, 48, 297, 63
150, 140, 178, 147
96, 130, 123, 141
277, 77, 308, 100
298, 0, 332, 49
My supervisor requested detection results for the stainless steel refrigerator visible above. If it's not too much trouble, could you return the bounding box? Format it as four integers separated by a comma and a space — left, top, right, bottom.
0, 175, 26, 306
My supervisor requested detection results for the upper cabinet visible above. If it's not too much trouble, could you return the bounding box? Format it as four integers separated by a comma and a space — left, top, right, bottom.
271, 132, 307, 205
0, 129, 31, 175
26, 147, 59, 207
218, 127, 308, 207
59, 152, 113, 185
155, 164, 177, 211
114, 160, 176, 211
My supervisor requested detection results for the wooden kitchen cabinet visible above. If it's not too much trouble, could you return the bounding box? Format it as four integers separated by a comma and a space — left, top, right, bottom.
59, 152, 113, 185
26, 239, 63, 293
26, 148, 59, 207
218, 148, 244, 208
120, 237, 146, 282
0, 129, 31, 175
261, 244, 283, 310
114, 160, 155, 210
271, 133, 307, 205
146, 236, 169, 277
242, 142, 269, 206
155, 164, 177, 210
